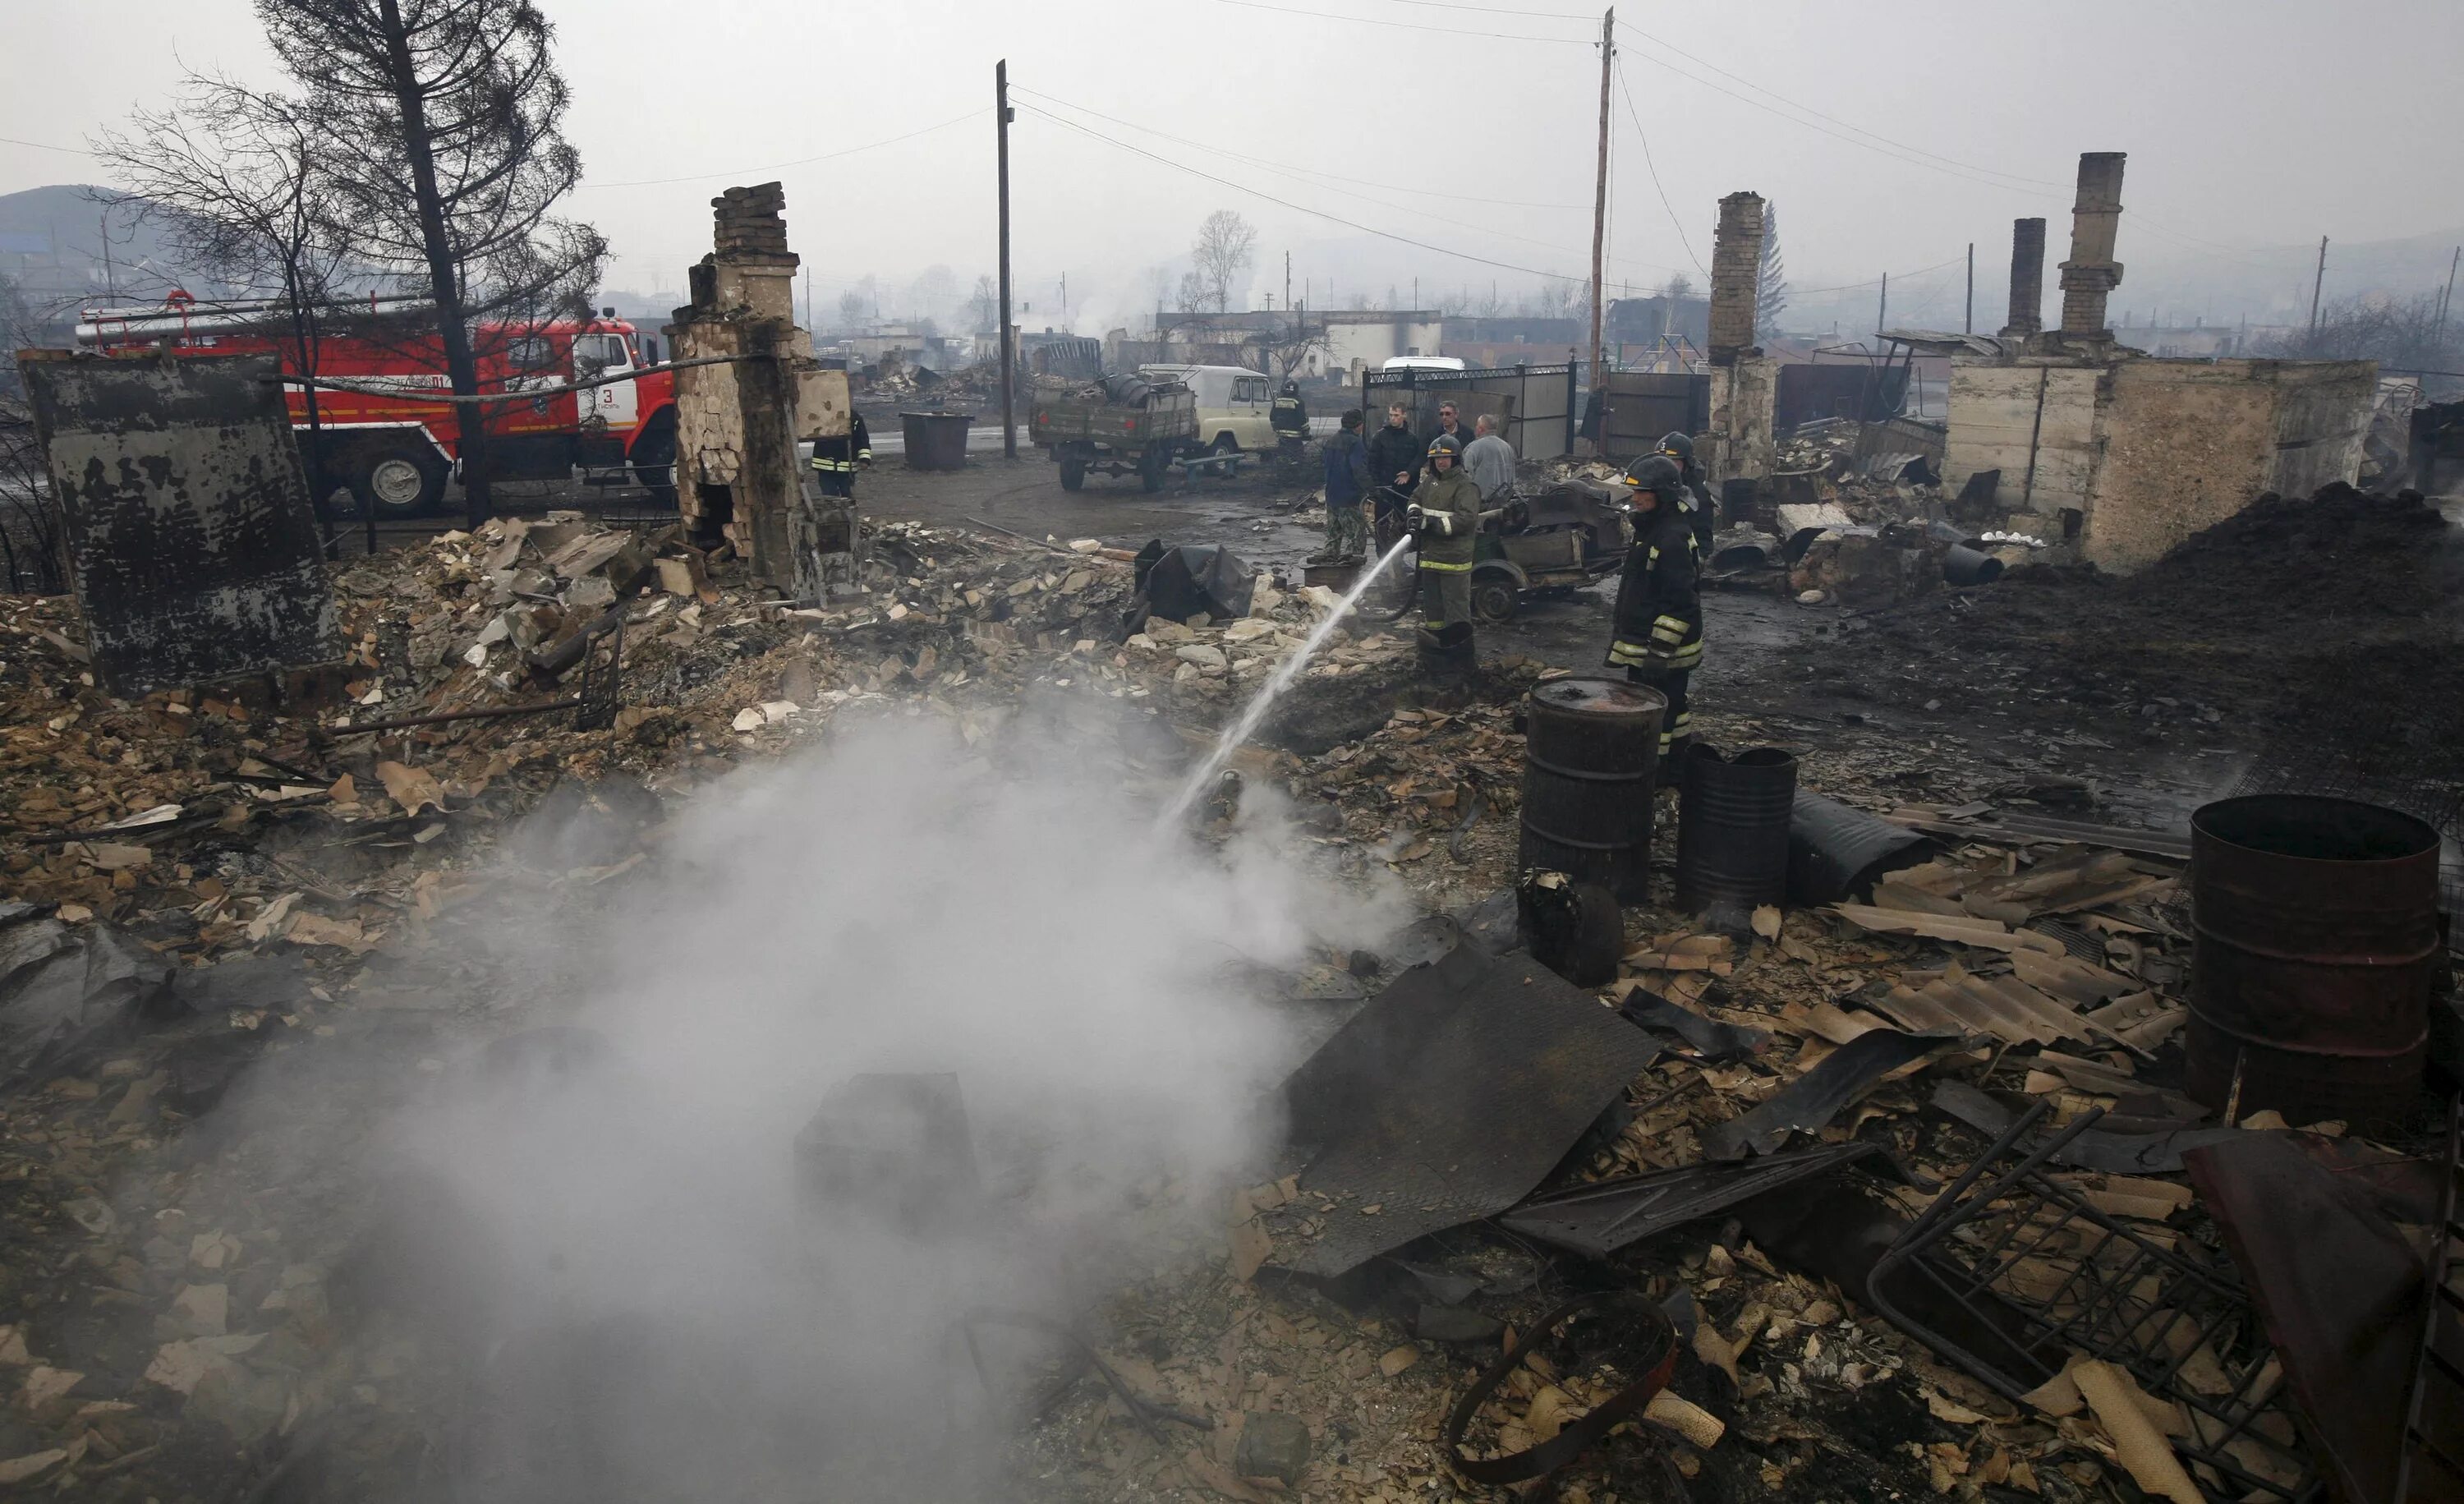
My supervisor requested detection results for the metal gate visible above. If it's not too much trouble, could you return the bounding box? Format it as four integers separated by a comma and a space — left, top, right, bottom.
1359, 362, 1578, 462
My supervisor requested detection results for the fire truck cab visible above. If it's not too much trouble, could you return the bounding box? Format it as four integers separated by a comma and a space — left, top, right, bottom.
74, 292, 680, 516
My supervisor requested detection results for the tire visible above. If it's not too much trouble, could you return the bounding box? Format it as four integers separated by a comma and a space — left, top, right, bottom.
628, 410, 678, 505
1058, 450, 1087, 491
350, 438, 448, 517
1472, 571, 1520, 623
1139, 448, 1170, 493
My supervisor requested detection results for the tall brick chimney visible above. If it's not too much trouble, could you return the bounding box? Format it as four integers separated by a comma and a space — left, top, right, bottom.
1707, 191, 1766, 367
2057, 153, 2126, 338
2000, 218, 2046, 339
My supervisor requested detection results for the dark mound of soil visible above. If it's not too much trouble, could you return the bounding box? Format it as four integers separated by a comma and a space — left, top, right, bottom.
1783, 485, 2462, 775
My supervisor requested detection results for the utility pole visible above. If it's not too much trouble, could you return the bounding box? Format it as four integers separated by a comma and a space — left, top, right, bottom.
1588, 7, 1614, 379
2308, 235, 2328, 339
1284, 251, 1291, 320
1060, 272, 1067, 327
1964, 242, 1974, 334
996, 60, 1016, 458
2434, 245, 2459, 344
803, 265, 811, 331
1877, 272, 1887, 340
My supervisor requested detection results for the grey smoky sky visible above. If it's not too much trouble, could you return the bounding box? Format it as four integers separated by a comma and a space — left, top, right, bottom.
6, 0, 2461, 328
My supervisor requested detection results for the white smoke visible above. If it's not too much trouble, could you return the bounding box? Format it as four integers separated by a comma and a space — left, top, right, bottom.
358, 710, 1407, 1497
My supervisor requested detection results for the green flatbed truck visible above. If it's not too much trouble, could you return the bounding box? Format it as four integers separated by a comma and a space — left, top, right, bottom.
1027, 373, 1200, 492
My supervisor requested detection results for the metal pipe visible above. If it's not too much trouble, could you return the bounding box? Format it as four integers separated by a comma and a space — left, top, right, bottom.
329, 697, 583, 735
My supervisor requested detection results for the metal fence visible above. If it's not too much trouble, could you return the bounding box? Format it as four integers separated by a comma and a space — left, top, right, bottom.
1598, 371, 1708, 465
1360, 361, 1577, 462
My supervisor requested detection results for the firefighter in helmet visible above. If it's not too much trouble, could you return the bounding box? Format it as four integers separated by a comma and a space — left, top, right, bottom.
1607, 453, 1703, 760
1657, 430, 1716, 554
809, 410, 874, 499
1271, 379, 1310, 443
1409, 432, 1483, 688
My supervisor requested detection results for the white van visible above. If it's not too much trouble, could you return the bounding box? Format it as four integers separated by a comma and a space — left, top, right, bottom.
1138, 364, 1277, 453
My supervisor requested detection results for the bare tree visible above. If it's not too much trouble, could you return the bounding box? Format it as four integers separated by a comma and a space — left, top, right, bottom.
1175, 271, 1207, 315
1660, 272, 1695, 301
1190, 210, 1257, 313
1257, 319, 1332, 381
2260, 291, 2462, 386
1757, 203, 1789, 339
92, 75, 357, 540
0, 402, 69, 595
255, 0, 605, 524
967, 274, 997, 333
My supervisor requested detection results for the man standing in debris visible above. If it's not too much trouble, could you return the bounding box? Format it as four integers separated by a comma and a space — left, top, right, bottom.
1271, 379, 1310, 444
1427, 399, 1477, 458
1366, 402, 1423, 540
810, 410, 874, 499
1607, 453, 1703, 760
1312, 408, 1372, 563
1463, 413, 1518, 506
1409, 434, 1483, 688
1657, 430, 1716, 554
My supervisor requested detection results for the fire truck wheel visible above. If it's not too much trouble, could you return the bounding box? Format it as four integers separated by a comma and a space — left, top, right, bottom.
351, 441, 447, 516
628, 412, 678, 504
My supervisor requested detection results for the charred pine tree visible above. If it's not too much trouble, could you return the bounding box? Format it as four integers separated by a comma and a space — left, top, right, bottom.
255, 0, 605, 526
94, 76, 356, 554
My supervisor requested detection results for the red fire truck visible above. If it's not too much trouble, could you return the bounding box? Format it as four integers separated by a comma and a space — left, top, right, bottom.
75, 291, 680, 515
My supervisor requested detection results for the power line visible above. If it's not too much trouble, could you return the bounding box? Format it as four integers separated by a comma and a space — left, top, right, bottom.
1013, 93, 1689, 280
1612, 57, 1704, 278
1792, 254, 1967, 297
1368, 0, 1597, 16
1616, 33, 2059, 201
1202, 0, 1592, 44
1014, 85, 1585, 211
0, 133, 95, 156
578, 108, 982, 190
1014, 102, 1596, 287
1615, 21, 2065, 192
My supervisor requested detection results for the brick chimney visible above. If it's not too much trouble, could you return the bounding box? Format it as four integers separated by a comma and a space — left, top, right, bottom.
1707, 191, 1766, 366
2000, 218, 2046, 339
2057, 153, 2126, 338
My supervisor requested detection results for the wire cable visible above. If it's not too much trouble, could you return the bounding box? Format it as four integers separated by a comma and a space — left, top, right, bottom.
579, 108, 982, 189
1613, 57, 1704, 278
1, 133, 95, 156
1013, 97, 1689, 281
1791, 254, 1968, 297
1014, 102, 1589, 284
1615, 20, 2065, 192
1014, 85, 1586, 211
1202, 0, 1593, 44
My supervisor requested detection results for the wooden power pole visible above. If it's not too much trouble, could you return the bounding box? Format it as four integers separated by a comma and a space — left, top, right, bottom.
2308, 235, 2328, 338
1965, 242, 1974, 334
997, 60, 1017, 458
2436, 245, 2461, 344
1588, 7, 1614, 379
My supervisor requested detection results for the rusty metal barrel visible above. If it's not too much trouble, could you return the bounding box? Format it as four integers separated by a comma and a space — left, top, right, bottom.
2186, 795, 2442, 1128
1675, 745, 1799, 928
1518, 678, 1665, 904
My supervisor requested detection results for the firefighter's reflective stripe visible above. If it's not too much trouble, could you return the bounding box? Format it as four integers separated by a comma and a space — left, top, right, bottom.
1607, 634, 1701, 669
1420, 559, 1473, 573
1651, 613, 1689, 647
811, 457, 857, 471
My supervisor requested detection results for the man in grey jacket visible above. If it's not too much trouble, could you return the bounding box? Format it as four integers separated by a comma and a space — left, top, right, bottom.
1462, 413, 1517, 504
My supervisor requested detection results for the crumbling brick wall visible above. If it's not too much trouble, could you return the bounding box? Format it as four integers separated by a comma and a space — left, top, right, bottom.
664, 183, 849, 594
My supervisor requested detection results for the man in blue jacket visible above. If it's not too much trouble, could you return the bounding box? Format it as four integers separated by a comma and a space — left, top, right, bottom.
1311, 407, 1372, 563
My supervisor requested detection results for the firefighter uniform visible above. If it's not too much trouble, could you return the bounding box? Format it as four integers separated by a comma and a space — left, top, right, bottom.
809, 411, 873, 498
1607, 456, 1703, 757
1271, 382, 1309, 440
